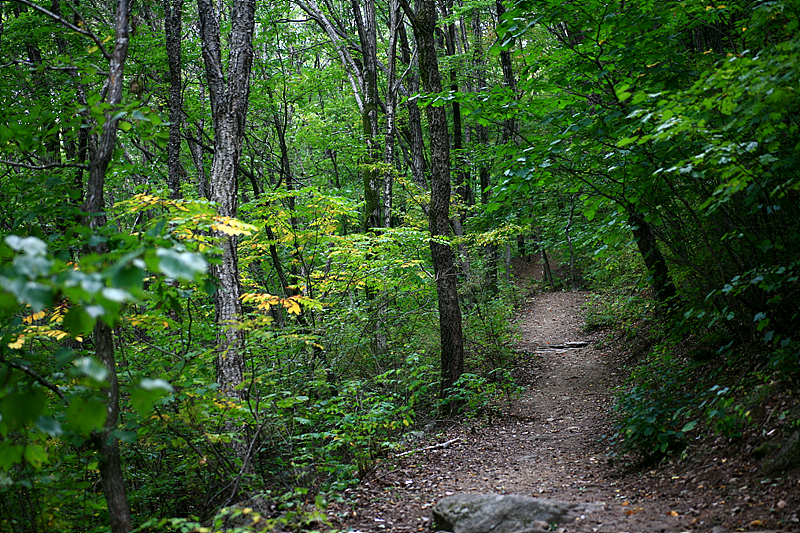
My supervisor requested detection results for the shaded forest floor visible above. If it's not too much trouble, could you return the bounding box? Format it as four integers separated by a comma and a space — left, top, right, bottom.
327, 259, 800, 533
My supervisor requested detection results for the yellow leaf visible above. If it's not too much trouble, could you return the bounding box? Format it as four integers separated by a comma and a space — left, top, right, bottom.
285, 300, 302, 315
8, 336, 25, 349
211, 223, 247, 236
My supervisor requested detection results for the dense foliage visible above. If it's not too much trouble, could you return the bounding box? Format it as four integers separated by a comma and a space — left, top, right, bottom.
0, 0, 798, 530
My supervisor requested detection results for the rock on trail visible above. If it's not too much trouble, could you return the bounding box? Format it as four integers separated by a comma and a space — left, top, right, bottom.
432, 493, 603, 533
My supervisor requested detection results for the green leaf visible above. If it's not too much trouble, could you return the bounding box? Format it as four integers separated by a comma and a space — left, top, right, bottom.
35, 416, 63, 437
131, 379, 172, 416
24, 444, 49, 468
17, 281, 53, 312
5, 236, 47, 256
0, 441, 24, 470
65, 396, 107, 436
13, 255, 51, 278
681, 420, 698, 433
156, 249, 208, 281
74, 356, 109, 383
0, 388, 47, 431
62, 306, 97, 337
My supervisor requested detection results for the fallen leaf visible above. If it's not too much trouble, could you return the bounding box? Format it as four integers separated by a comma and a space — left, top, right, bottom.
750, 520, 762, 526
667, 511, 679, 516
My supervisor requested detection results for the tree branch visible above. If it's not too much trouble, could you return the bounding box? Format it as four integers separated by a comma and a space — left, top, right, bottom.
0, 353, 67, 401
0, 159, 89, 170
6, 0, 111, 60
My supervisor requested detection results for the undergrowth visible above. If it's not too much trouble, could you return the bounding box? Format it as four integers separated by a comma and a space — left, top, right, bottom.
607, 321, 796, 461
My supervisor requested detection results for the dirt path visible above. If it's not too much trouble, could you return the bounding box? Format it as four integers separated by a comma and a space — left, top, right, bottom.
328, 264, 798, 533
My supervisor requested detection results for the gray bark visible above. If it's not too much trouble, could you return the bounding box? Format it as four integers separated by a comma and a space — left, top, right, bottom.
79, 0, 134, 530
629, 212, 677, 315
197, 0, 256, 468
403, 0, 464, 401
398, 22, 427, 189
163, 0, 185, 199
472, 11, 497, 294
295, 0, 364, 113
352, 0, 382, 233
495, 0, 518, 144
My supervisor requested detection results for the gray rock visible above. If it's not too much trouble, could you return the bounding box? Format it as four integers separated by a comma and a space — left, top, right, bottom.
432, 493, 602, 533
763, 431, 800, 474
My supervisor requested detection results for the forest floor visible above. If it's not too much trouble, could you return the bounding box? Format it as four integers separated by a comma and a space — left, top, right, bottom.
327, 259, 800, 533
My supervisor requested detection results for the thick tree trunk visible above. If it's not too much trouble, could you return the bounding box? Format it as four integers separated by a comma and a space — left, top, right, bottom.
406, 0, 464, 400
197, 0, 256, 467
163, 0, 185, 199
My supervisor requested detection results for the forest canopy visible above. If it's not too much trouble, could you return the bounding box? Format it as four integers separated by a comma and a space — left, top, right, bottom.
0, 0, 798, 530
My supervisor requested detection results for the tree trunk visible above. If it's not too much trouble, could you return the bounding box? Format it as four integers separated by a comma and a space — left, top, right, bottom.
629, 212, 677, 315
471, 11, 498, 294
352, 0, 383, 233
495, 0, 517, 144
93, 323, 132, 533
80, 0, 134, 531
382, 0, 402, 229
163, 0, 185, 199
197, 0, 257, 467
398, 22, 428, 189
406, 0, 464, 400
565, 200, 577, 290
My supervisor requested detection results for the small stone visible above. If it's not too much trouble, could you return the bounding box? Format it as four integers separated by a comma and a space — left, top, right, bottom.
777, 499, 787, 510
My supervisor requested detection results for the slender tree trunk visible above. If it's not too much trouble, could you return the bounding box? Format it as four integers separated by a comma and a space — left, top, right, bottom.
93, 323, 132, 533
197, 0, 257, 467
565, 200, 576, 290
188, 124, 210, 199
441, 1, 471, 280
629, 212, 677, 315
163, 0, 185, 199
296, 0, 365, 113
535, 230, 554, 286
405, 0, 464, 401
398, 22, 427, 189
470, 11, 498, 294
352, 0, 382, 233
495, 0, 517, 144
382, 0, 402, 229
80, 1, 133, 531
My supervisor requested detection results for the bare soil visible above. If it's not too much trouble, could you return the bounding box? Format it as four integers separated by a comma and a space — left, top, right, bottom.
328, 258, 800, 533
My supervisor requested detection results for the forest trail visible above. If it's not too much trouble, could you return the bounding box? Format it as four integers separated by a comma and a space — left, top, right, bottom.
329, 260, 796, 533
